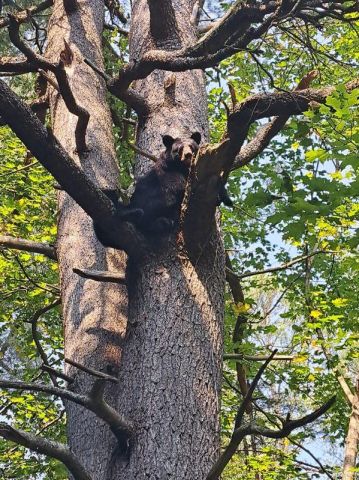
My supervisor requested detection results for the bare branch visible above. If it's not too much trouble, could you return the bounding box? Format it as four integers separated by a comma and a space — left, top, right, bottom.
233, 115, 289, 169
235, 350, 278, 429
127, 142, 157, 162
223, 354, 294, 361
110, 3, 280, 96
73, 267, 126, 284
227, 79, 359, 152
182, 76, 358, 254
25, 300, 61, 386
41, 365, 74, 384
289, 437, 335, 480
233, 69, 319, 168
84, 57, 150, 116
0, 235, 57, 260
0, 56, 37, 74
65, 357, 119, 383
225, 254, 250, 406
206, 394, 336, 480
8, 17, 89, 152
0, 379, 132, 444
0, 423, 91, 480
237, 250, 337, 279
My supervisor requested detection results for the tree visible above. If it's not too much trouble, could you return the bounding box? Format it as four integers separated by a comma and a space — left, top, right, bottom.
0, 1, 358, 479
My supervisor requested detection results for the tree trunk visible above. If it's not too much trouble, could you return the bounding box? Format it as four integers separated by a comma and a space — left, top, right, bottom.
343, 403, 359, 480
47, 1, 128, 477
113, 1, 225, 478
47, 0, 225, 478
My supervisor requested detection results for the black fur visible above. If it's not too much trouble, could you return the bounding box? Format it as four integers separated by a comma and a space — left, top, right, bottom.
129, 133, 201, 233
93, 191, 143, 248
94, 132, 233, 247
217, 180, 233, 207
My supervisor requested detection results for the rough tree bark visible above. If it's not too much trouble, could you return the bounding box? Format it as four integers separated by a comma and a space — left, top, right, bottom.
2, 1, 354, 478
112, 1, 225, 478
46, 1, 129, 477
342, 381, 359, 480
343, 408, 359, 480
47, 1, 224, 479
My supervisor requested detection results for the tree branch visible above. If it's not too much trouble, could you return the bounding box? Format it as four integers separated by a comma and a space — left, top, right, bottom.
0, 0, 53, 29
206, 391, 336, 480
227, 79, 359, 152
0, 56, 37, 73
84, 57, 150, 117
0, 79, 148, 258
0, 422, 92, 480
181, 77, 358, 255
110, 3, 280, 95
237, 250, 337, 279
223, 354, 294, 361
8, 18, 89, 152
0, 379, 132, 445
73, 268, 126, 284
225, 254, 250, 406
25, 300, 61, 386
0, 235, 57, 260
65, 357, 119, 383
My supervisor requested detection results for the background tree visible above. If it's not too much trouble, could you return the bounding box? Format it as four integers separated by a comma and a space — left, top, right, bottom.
0, 1, 358, 479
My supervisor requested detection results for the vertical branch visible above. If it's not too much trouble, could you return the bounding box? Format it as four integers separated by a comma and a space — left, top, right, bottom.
225, 255, 251, 409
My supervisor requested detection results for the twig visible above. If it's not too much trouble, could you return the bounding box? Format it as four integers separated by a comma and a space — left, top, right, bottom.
65, 358, 119, 383
25, 299, 61, 386
41, 365, 73, 384
289, 437, 335, 480
127, 142, 157, 162
206, 394, 336, 480
237, 250, 338, 279
224, 354, 294, 361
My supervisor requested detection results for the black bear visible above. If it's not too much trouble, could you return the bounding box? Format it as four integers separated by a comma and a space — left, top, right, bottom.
94, 132, 232, 247
129, 132, 202, 234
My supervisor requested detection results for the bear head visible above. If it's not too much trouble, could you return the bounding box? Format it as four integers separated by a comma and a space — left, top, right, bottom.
162, 132, 202, 168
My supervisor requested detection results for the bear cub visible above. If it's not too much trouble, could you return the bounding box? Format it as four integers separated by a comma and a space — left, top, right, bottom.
94, 132, 232, 248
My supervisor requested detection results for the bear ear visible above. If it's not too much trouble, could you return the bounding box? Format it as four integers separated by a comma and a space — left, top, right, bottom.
162, 135, 175, 149
191, 132, 202, 145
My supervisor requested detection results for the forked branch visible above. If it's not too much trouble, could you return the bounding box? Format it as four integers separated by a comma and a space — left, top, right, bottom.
0, 379, 133, 445
0, 0, 53, 29
206, 351, 336, 479
182, 77, 358, 256
0, 423, 92, 480
8, 17, 89, 152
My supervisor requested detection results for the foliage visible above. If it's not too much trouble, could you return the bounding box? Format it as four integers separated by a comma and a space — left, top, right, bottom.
0, 1, 358, 478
